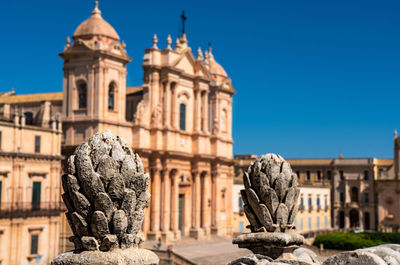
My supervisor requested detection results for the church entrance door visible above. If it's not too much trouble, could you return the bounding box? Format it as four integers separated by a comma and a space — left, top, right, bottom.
179, 194, 184, 233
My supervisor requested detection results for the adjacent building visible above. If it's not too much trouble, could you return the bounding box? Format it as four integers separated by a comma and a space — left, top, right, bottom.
376, 133, 400, 232
0, 98, 63, 264
295, 186, 331, 236
289, 158, 392, 231
234, 153, 395, 234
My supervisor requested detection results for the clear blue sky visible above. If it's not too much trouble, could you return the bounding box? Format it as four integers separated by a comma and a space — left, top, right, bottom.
1, 0, 399, 158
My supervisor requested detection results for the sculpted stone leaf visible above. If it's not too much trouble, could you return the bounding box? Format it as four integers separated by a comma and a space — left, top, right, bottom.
243, 172, 251, 189
246, 188, 260, 211
243, 205, 260, 231
284, 187, 296, 210
274, 174, 287, 202
258, 204, 274, 231
288, 204, 299, 225
276, 203, 289, 227
259, 187, 279, 216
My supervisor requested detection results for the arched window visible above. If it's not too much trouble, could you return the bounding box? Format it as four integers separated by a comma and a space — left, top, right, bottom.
179, 103, 186, 131
77, 82, 87, 109
24, 112, 34, 125
108, 82, 116, 110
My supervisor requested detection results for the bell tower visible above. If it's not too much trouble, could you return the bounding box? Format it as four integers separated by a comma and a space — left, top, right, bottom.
59, 1, 132, 148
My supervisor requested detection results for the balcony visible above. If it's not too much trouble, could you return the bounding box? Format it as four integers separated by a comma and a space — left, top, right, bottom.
345, 202, 359, 209
0, 201, 65, 218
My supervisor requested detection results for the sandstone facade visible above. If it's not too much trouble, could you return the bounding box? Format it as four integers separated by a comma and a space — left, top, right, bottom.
0, 102, 63, 264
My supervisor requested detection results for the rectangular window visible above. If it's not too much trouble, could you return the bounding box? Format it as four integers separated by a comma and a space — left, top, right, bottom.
32, 182, 41, 210
179, 104, 186, 131
238, 197, 243, 211
364, 170, 369, 181
306, 171, 311, 181
317, 171, 321, 181
300, 218, 303, 230
308, 217, 312, 230
324, 216, 328, 228
300, 197, 304, 208
340, 170, 344, 180
34, 135, 41, 153
317, 197, 320, 206
296, 171, 300, 178
317, 217, 320, 229
340, 192, 344, 203
363, 193, 369, 203
294, 218, 297, 231
239, 221, 244, 233
30, 234, 39, 254
308, 197, 312, 208
327, 170, 332, 180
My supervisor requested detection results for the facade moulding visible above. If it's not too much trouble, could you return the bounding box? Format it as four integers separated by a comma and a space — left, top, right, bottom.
0, 152, 64, 161
0, 121, 61, 134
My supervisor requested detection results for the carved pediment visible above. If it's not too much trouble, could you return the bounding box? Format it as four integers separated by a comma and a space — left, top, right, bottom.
172, 50, 209, 78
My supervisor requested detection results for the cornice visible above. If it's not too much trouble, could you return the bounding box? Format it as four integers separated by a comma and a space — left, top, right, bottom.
0, 152, 64, 161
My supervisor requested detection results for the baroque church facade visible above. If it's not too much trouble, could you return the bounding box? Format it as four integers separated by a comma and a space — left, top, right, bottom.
60, 2, 236, 242
0, 1, 235, 254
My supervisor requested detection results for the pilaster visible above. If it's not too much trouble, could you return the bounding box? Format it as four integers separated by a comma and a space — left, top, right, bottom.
148, 163, 162, 240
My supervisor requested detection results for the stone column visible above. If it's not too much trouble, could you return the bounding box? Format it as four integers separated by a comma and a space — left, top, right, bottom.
163, 82, 171, 128
161, 168, 173, 242
190, 169, 203, 239
201, 172, 211, 234
194, 90, 201, 132
151, 72, 160, 112
171, 83, 177, 129
191, 170, 198, 228
203, 91, 209, 133
170, 170, 180, 240
201, 91, 206, 132
149, 166, 161, 239
211, 168, 219, 234
344, 209, 350, 229
195, 172, 201, 229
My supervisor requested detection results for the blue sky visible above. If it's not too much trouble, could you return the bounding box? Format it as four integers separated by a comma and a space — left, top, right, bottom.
0, 0, 399, 158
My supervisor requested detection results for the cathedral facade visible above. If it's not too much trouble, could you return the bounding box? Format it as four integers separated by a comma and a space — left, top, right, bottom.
0, 1, 235, 253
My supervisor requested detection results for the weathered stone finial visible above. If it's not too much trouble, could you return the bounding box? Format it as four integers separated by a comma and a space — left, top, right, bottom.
242, 154, 299, 233
197, 47, 204, 61
232, 154, 305, 262
64, 36, 71, 51
51, 130, 158, 265
92, 1, 101, 16
152, 34, 158, 49
166, 34, 172, 50
395, 129, 398, 139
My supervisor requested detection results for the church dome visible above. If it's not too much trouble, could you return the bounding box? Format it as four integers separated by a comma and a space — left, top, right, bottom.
73, 1, 120, 41
209, 59, 228, 78
206, 48, 228, 79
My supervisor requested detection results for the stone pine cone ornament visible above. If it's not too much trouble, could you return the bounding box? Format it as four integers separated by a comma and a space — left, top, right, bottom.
241, 154, 300, 233
61, 130, 150, 251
